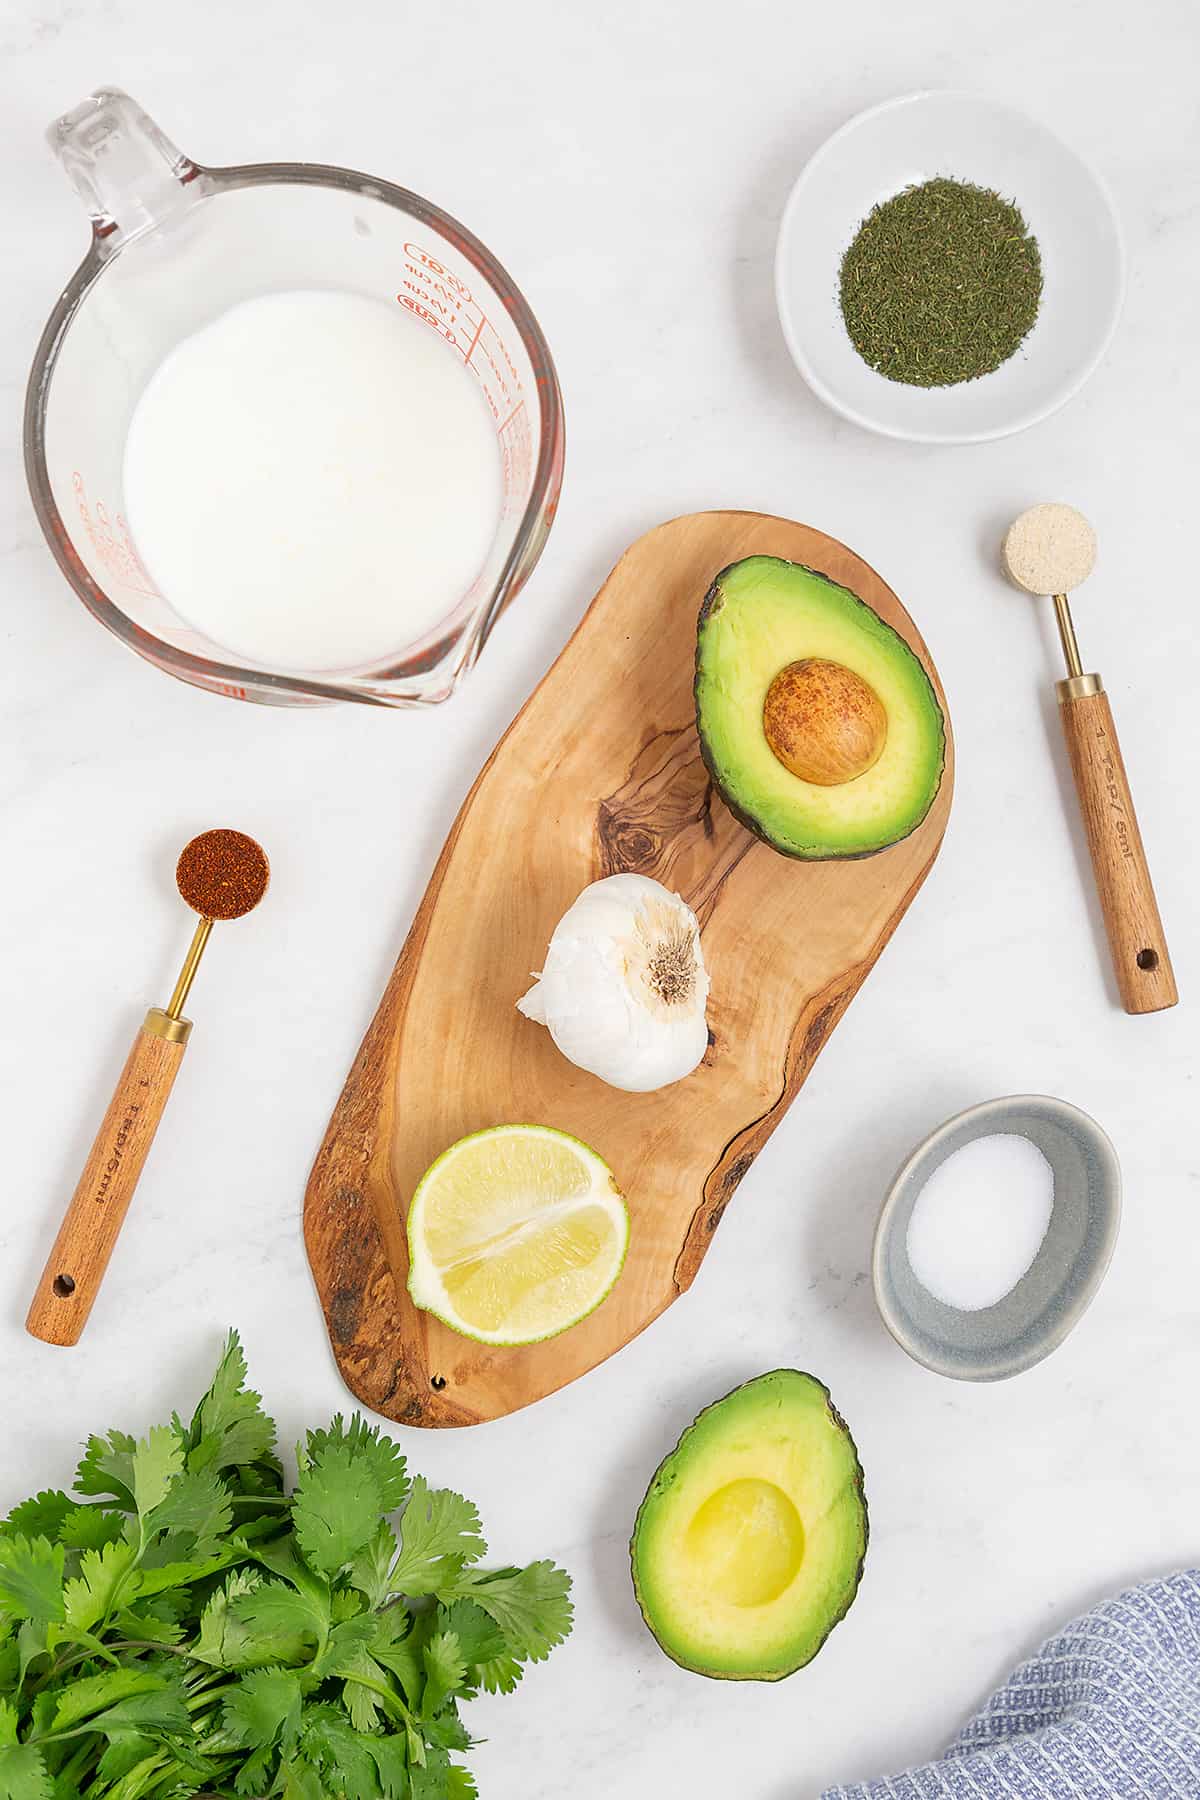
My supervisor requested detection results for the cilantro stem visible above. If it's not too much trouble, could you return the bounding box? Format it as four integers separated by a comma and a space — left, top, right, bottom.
59, 1741, 97, 1786
140, 1762, 201, 1798
186, 1682, 230, 1714
31, 1721, 119, 1746
340, 1669, 412, 1723
28, 1642, 117, 1694
30, 1636, 186, 1694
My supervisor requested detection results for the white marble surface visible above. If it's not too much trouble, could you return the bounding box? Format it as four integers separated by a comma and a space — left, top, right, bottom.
3, 4, 1199, 1795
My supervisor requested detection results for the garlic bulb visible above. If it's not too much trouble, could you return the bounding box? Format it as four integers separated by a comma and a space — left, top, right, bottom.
516, 874, 710, 1093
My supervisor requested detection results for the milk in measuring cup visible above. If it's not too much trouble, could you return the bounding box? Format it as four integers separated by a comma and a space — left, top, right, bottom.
122, 290, 502, 672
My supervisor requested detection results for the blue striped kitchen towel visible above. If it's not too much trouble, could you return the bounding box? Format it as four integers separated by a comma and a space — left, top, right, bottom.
823, 1569, 1200, 1799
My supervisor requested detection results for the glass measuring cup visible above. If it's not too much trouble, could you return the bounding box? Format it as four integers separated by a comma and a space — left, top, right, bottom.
24, 90, 564, 706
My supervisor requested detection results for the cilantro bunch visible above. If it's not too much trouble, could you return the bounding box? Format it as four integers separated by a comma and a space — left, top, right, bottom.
0, 1334, 571, 1799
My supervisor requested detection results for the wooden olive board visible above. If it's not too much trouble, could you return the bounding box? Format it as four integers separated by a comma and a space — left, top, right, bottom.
304, 512, 954, 1427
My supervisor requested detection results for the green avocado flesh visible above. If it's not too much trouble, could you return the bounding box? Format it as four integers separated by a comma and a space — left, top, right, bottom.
695, 556, 945, 858
631, 1370, 867, 1680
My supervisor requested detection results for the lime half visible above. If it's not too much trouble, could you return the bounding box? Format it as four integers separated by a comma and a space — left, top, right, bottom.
406, 1124, 630, 1346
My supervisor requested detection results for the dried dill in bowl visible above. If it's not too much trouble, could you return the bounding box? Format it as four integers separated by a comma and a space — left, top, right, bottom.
838, 177, 1043, 387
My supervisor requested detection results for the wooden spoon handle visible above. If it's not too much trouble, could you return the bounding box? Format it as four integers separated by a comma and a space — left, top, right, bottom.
1057, 678, 1177, 1014
27, 1009, 190, 1345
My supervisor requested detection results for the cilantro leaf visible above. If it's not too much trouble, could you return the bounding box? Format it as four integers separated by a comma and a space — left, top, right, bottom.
293, 1446, 382, 1576
95, 1732, 156, 1783
307, 1613, 377, 1683
348, 1522, 399, 1610
277, 1758, 324, 1800
52, 1669, 173, 1732
57, 1506, 126, 1552
112, 1603, 184, 1646
302, 1417, 409, 1512
25, 1693, 55, 1745
390, 1482, 485, 1596
299, 1705, 381, 1797
144, 1465, 232, 1552
365, 1734, 410, 1800
424, 1706, 471, 1752
15, 1621, 48, 1689
455, 1562, 573, 1663
474, 1651, 524, 1695
193, 1570, 272, 1670
410, 1744, 450, 1800
252, 1537, 330, 1610
87, 1688, 192, 1737
0, 1703, 14, 1749
231, 1581, 329, 1665
437, 1600, 505, 1669
187, 1331, 277, 1474
407, 1721, 427, 1770
223, 1668, 304, 1755
1, 1493, 72, 1544
313, 1619, 399, 1732
447, 1767, 479, 1800
232, 1745, 275, 1797
74, 1431, 137, 1509
130, 1427, 185, 1520
62, 1540, 137, 1632
339, 1652, 389, 1733
0, 1537, 64, 1625
135, 1552, 232, 1599
420, 1630, 466, 1718
0, 1743, 52, 1800
372, 1627, 424, 1710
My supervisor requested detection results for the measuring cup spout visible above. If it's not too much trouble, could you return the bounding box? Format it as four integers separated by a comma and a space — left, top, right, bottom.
49, 88, 203, 254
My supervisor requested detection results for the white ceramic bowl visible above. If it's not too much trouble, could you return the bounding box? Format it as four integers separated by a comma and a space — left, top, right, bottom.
775, 92, 1125, 444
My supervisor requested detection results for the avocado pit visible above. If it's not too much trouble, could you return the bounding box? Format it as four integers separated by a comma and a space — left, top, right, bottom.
763, 658, 887, 787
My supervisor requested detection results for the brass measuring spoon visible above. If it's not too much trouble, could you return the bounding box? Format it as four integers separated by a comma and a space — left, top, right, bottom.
27, 829, 270, 1345
1003, 504, 1176, 1014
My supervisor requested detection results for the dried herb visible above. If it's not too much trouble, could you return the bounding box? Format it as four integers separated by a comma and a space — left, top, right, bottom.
839, 177, 1042, 387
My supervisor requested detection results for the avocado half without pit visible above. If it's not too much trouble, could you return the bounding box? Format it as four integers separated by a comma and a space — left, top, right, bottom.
630, 1371, 867, 1680
695, 557, 945, 858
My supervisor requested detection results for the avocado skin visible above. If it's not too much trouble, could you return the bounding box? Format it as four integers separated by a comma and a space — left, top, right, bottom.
694, 557, 945, 861
629, 1369, 869, 1681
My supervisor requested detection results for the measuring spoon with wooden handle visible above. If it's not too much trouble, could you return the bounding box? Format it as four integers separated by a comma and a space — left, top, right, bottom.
27, 830, 270, 1345
1003, 504, 1176, 1014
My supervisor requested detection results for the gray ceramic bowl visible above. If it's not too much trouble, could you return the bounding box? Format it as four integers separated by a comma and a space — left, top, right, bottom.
873, 1095, 1121, 1381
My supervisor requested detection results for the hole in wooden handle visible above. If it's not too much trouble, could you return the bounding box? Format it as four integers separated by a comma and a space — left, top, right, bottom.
52, 1274, 76, 1297
1136, 948, 1159, 972
430, 1374, 447, 1391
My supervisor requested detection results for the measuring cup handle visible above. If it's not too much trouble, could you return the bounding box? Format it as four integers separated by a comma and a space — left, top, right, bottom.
49, 88, 203, 252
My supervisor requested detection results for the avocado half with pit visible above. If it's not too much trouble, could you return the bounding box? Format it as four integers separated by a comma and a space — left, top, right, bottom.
630, 1370, 867, 1680
695, 556, 945, 858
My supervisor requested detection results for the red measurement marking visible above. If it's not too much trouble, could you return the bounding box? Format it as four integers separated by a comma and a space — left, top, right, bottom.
403, 242, 472, 301
462, 314, 486, 366
496, 398, 527, 434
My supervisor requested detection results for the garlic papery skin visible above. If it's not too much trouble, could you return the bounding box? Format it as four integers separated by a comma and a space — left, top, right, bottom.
516, 873, 710, 1093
